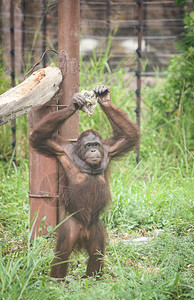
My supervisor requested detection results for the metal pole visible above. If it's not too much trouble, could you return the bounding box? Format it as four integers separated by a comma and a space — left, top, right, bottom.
42, 0, 47, 67
58, 0, 80, 222
10, 1, 16, 162
135, 0, 143, 164
28, 4, 58, 239
106, 0, 112, 69
22, 0, 26, 72
106, 0, 111, 37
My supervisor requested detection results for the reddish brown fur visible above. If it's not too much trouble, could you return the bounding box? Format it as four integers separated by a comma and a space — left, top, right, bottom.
29, 85, 140, 279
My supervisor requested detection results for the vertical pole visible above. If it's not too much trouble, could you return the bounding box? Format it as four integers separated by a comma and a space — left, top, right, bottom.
28, 7, 58, 240
58, 0, 80, 222
10, 1, 16, 162
135, 0, 143, 164
42, 0, 47, 67
22, 0, 26, 72
106, 0, 112, 69
28, 126, 58, 238
106, 0, 111, 37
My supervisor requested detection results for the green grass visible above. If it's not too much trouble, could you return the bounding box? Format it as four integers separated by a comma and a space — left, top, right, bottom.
0, 157, 193, 299
0, 53, 193, 299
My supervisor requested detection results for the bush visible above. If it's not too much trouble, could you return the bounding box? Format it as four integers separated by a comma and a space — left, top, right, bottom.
142, 9, 194, 165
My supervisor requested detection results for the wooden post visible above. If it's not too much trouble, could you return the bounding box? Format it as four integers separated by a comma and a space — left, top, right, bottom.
58, 0, 80, 222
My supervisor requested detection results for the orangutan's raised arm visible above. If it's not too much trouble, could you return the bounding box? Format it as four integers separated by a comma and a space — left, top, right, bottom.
29, 93, 85, 157
94, 85, 140, 159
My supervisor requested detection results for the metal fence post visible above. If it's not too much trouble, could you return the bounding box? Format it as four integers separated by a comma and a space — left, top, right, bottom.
28, 5, 58, 239
57, 0, 80, 222
135, 0, 143, 164
10, 1, 16, 162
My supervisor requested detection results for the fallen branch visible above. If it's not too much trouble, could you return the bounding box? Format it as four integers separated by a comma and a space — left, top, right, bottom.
0, 66, 63, 126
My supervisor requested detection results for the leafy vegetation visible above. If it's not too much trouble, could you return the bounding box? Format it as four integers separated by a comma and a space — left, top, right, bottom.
0, 16, 193, 299
143, 8, 194, 161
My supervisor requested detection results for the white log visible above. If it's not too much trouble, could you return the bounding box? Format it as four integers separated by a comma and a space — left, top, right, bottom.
0, 66, 63, 126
